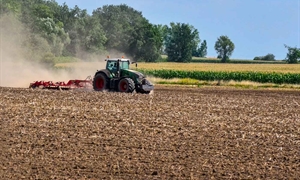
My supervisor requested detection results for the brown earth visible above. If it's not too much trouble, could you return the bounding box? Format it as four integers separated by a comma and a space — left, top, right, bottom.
0, 85, 299, 179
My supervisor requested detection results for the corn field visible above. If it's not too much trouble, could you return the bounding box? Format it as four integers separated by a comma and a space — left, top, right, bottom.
139, 69, 300, 84
136, 62, 300, 73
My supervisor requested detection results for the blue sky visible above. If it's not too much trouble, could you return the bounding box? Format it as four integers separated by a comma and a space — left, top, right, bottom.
56, 0, 300, 60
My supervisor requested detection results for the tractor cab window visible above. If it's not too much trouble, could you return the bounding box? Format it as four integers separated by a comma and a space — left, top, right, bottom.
107, 61, 117, 72
120, 61, 129, 69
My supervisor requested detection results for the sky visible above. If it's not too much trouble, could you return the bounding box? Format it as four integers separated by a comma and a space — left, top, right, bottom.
55, 0, 300, 60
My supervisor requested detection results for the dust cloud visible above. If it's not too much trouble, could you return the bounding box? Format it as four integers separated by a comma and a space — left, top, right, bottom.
0, 14, 107, 88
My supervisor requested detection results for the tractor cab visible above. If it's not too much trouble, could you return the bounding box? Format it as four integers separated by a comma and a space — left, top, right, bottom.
105, 58, 130, 77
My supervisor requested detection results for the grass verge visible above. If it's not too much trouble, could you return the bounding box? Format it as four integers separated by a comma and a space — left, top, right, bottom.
147, 77, 300, 90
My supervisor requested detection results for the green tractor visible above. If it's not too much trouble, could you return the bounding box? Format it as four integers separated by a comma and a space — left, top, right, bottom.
93, 58, 154, 94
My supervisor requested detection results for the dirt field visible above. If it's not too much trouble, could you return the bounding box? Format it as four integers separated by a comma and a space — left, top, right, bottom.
0, 86, 299, 179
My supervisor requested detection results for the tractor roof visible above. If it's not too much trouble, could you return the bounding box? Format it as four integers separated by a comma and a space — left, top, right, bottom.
105, 58, 130, 62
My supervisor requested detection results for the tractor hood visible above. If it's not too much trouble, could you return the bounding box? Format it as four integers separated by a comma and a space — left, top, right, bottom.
122, 69, 146, 79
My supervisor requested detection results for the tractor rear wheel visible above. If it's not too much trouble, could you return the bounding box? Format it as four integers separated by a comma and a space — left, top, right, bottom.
118, 78, 135, 93
93, 73, 108, 91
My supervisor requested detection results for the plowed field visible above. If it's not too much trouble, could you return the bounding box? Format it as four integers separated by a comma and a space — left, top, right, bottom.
1, 86, 299, 179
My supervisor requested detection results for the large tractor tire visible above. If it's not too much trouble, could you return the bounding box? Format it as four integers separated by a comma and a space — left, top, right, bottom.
118, 78, 135, 93
93, 73, 108, 91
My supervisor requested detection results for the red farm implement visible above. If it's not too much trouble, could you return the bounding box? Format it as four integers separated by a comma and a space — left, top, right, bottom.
29, 76, 93, 90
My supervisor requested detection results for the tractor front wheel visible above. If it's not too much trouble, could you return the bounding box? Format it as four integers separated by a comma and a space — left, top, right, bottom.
118, 78, 135, 93
93, 73, 108, 91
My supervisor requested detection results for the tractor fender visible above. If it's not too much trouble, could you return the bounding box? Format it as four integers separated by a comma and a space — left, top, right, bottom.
95, 69, 110, 78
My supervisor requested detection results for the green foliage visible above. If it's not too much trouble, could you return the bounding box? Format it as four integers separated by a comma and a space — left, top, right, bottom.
199, 40, 207, 57
92, 4, 161, 62
192, 40, 207, 57
93, 4, 139, 52
191, 58, 286, 64
156, 24, 169, 54
139, 69, 300, 84
284, 44, 300, 64
165, 23, 200, 62
2, 0, 296, 65
1, 0, 72, 59
214, 35, 235, 63
36, 17, 70, 56
135, 24, 164, 62
33, 3, 54, 19
3, 1, 257, 64
1, 1, 204, 62
0, 0, 108, 60
253, 53, 275, 61
0, 0, 21, 15
60, 5, 107, 58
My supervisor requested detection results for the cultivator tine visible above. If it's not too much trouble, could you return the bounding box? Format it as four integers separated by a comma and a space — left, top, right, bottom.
29, 76, 93, 90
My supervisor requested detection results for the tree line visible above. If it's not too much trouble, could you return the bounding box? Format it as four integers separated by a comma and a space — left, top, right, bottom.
0, 0, 216, 63
1, 0, 299, 63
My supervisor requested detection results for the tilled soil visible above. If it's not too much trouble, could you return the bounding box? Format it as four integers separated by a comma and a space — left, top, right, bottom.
0, 86, 299, 179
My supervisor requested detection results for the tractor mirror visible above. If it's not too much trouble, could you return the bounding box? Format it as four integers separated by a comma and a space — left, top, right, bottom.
131, 61, 137, 68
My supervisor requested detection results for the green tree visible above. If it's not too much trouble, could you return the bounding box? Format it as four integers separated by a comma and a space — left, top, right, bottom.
36, 17, 70, 56
130, 22, 163, 62
284, 44, 300, 64
143, 24, 163, 62
165, 22, 200, 62
0, 0, 67, 60
33, 3, 54, 19
253, 53, 275, 61
55, 3, 71, 29
214, 35, 235, 63
58, 5, 107, 58
190, 26, 200, 57
156, 24, 168, 54
195, 40, 207, 57
93, 4, 161, 61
